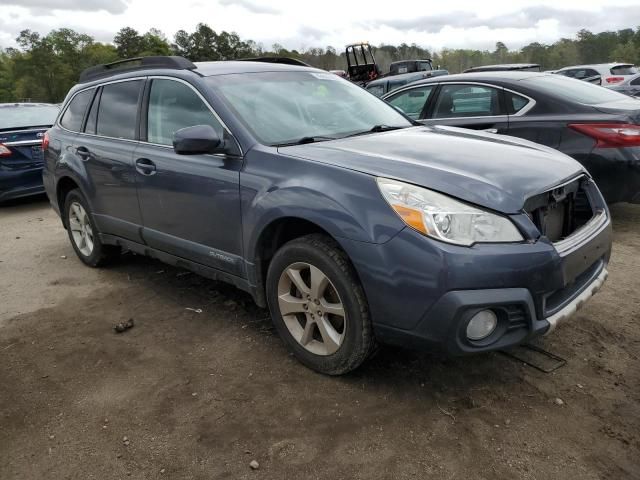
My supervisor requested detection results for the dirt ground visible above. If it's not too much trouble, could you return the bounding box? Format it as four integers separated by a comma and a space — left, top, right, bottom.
1, 196, 639, 480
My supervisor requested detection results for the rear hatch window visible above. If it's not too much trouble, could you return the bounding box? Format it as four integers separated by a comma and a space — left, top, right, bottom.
0, 104, 59, 130
610, 65, 638, 75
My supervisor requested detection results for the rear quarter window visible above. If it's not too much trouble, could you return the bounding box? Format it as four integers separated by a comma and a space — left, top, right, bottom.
60, 89, 94, 132
506, 92, 531, 114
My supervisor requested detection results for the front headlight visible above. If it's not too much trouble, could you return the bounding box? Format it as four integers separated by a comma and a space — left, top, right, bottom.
376, 178, 523, 246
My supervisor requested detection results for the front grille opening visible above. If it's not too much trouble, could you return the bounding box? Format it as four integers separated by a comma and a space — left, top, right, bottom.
525, 177, 594, 242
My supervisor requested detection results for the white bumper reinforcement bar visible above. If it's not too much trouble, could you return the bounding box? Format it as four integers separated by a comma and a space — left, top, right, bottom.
544, 267, 609, 335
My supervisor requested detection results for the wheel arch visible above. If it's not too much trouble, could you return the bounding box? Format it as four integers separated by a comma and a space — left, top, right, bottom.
250, 216, 363, 308
55, 175, 90, 228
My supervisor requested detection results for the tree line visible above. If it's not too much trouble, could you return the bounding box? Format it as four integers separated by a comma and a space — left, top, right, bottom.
1, 23, 639, 103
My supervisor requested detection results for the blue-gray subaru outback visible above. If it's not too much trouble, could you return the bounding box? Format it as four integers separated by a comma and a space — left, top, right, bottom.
43, 57, 612, 375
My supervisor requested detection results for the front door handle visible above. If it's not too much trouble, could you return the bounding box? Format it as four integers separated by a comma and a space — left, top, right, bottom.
135, 158, 156, 176
482, 128, 498, 134
76, 146, 91, 160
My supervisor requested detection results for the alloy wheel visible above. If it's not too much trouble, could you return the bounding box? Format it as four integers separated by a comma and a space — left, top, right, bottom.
277, 262, 346, 356
68, 201, 94, 257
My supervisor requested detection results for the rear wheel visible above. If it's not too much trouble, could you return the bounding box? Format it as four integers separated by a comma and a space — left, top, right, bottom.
266, 234, 375, 375
63, 189, 119, 267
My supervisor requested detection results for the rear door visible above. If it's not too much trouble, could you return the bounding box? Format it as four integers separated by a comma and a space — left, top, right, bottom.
420, 83, 510, 133
71, 79, 145, 242
503, 89, 563, 148
133, 77, 244, 276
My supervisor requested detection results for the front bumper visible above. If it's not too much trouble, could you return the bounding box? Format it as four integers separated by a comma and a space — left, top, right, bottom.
545, 266, 608, 334
339, 203, 612, 355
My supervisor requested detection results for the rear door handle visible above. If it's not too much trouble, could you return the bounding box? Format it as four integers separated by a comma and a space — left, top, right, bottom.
76, 146, 91, 160
482, 128, 498, 134
135, 157, 156, 176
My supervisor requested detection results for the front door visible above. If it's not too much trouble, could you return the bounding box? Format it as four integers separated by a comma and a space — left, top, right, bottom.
421, 83, 510, 134
134, 77, 244, 276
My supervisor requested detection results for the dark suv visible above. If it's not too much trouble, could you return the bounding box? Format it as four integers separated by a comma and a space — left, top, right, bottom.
43, 56, 612, 375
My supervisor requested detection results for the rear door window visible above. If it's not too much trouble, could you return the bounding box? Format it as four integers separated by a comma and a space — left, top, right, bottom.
386, 86, 435, 119
557, 69, 576, 78
146, 79, 223, 146
631, 76, 640, 86
433, 84, 503, 118
96, 80, 142, 140
60, 89, 94, 132
572, 70, 588, 80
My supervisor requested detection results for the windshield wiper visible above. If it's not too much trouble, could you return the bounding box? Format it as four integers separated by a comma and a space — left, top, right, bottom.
274, 136, 335, 147
345, 125, 405, 138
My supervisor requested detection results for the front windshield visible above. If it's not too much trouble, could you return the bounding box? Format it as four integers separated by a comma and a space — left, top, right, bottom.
0, 104, 59, 130
525, 75, 631, 104
207, 71, 411, 146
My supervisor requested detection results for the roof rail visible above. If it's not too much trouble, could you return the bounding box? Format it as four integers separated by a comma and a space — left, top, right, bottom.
239, 57, 311, 67
79, 56, 197, 83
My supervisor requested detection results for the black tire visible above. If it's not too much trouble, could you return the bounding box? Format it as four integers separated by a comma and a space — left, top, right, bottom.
266, 234, 376, 375
63, 189, 120, 267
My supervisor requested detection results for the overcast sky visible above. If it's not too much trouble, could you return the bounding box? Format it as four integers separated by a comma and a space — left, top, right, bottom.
1, 0, 639, 52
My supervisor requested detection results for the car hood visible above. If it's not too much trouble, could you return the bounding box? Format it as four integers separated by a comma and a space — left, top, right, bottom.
280, 126, 584, 213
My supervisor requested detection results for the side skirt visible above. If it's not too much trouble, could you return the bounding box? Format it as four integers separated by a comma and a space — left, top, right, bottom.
100, 233, 260, 303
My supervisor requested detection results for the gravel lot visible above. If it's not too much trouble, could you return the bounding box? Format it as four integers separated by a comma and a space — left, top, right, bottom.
1, 196, 639, 480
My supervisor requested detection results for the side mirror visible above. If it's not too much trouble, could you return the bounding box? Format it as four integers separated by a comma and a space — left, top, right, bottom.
173, 125, 223, 155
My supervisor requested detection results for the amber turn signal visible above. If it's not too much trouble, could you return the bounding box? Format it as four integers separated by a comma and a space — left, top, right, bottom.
391, 204, 428, 234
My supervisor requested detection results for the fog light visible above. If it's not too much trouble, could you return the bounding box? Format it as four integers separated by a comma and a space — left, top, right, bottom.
466, 310, 498, 340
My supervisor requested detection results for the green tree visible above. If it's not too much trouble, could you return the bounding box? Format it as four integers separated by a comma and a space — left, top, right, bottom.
611, 40, 639, 64
113, 27, 143, 58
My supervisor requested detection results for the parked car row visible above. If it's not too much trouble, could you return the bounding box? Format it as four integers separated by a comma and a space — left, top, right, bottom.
555, 63, 639, 87
365, 69, 449, 97
34, 56, 613, 375
0, 103, 59, 202
381, 71, 640, 204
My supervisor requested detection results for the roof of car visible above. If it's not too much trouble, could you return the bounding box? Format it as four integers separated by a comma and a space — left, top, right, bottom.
556, 63, 634, 70
406, 71, 550, 85
0, 102, 57, 107
464, 63, 540, 72
76, 57, 322, 86
390, 59, 432, 64
194, 60, 319, 76
366, 70, 429, 86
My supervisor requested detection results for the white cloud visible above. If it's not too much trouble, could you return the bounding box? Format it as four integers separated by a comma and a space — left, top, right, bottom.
0, 0, 639, 52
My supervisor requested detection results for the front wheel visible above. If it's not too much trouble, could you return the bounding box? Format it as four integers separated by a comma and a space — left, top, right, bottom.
63, 189, 119, 267
266, 234, 376, 375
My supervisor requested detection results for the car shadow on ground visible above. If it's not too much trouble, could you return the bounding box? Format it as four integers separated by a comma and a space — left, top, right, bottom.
102, 250, 533, 390
0, 193, 49, 208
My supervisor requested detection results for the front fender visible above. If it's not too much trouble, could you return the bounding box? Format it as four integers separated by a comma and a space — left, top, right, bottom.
242, 148, 404, 251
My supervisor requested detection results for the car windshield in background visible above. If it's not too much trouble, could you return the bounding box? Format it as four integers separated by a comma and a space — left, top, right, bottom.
523, 75, 631, 105
0, 104, 59, 130
207, 71, 411, 146
611, 65, 638, 75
